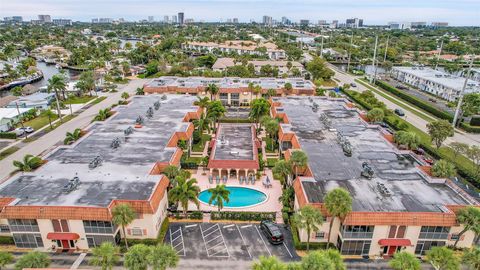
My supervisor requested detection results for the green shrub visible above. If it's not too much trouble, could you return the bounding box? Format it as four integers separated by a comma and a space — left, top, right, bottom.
470, 116, 480, 126
210, 211, 275, 221
188, 211, 203, 220
0, 236, 14, 245
375, 80, 454, 122
290, 222, 328, 250
157, 217, 170, 242
0, 132, 17, 139
460, 122, 480, 133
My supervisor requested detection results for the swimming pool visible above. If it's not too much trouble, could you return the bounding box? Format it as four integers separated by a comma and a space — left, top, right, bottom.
198, 186, 267, 208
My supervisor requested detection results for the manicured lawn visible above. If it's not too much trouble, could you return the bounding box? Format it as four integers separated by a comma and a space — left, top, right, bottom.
64, 95, 95, 104
91, 96, 107, 105
192, 134, 211, 152
263, 137, 279, 153
0, 146, 19, 161
17, 114, 59, 131
321, 79, 338, 87
183, 156, 203, 164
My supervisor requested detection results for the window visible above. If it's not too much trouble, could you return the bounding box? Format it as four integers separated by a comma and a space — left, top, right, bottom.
13, 233, 44, 248
0, 224, 10, 233
315, 232, 325, 239
415, 241, 445, 255
419, 226, 450, 240
8, 219, 39, 232
341, 225, 374, 239
86, 235, 115, 248
339, 240, 371, 255
83, 220, 116, 234
131, 228, 143, 236
450, 234, 459, 241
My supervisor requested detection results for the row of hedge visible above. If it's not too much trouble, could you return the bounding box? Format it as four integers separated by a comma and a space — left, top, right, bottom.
342, 89, 480, 189
171, 211, 203, 220
219, 118, 253, 123
210, 211, 275, 221
460, 122, 480, 133
0, 132, 17, 139
374, 80, 454, 122
0, 236, 14, 245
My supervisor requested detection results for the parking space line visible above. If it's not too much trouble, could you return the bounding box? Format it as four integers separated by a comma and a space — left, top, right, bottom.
283, 242, 293, 258
255, 225, 272, 256
236, 225, 252, 259
205, 234, 221, 244
217, 226, 231, 257
199, 224, 211, 257
169, 227, 185, 256
204, 227, 220, 238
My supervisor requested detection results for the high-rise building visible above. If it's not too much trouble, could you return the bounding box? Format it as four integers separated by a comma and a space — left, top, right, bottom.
411, 22, 427, 28
38, 15, 51, 23
300, 19, 309, 26
178, 12, 184, 25
346, 18, 363, 28
233, 18, 239, 24
99, 18, 113, 23
164, 15, 169, 23
318, 20, 327, 26
389, 22, 411, 30
262, 15, 273, 26
172, 15, 178, 23
432, 22, 449, 27
331, 20, 339, 28
53, 19, 72, 26
148, 16, 154, 22
226, 19, 232, 23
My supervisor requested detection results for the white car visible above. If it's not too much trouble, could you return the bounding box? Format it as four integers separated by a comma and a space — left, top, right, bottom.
22, 126, 35, 133
13, 128, 25, 136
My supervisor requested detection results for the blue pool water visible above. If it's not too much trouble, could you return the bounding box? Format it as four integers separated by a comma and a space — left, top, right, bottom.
198, 186, 267, 208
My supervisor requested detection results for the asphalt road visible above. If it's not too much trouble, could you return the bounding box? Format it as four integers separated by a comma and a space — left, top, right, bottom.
0, 79, 147, 182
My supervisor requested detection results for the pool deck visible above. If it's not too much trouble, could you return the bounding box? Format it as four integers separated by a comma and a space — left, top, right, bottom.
185, 168, 283, 218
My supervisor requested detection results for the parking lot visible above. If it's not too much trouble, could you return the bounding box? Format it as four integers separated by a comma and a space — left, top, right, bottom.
165, 222, 298, 262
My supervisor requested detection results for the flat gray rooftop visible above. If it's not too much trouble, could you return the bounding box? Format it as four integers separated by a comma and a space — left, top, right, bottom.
0, 94, 198, 207
146, 76, 315, 90
275, 96, 468, 212
213, 124, 254, 161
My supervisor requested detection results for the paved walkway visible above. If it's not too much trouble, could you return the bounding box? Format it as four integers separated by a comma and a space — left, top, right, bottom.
0, 79, 147, 182
328, 63, 480, 146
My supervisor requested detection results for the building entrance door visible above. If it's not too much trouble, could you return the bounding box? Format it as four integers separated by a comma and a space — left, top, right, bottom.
387, 246, 397, 256
61, 240, 70, 249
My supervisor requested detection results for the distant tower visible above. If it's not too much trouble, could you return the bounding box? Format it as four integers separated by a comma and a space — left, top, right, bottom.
178, 12, 184, 25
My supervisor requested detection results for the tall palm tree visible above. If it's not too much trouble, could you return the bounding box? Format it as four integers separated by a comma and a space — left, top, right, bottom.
64, 128, 82, 145
323, 249, 346, 270
389, 251, 421, 270
13, 154, 43, 172
208, 185, 230, 212
14, 251, 50, 270
272, 160, 293, 187
194, 96, 210, 113
293, 205, 324, 251
267, 88, 276, 99
324, 188, 352, 248
252, 256, 286, 270
168, 177, 201, 217
454, 206, 480, 247
426, 246, 459, 270
265, 118, 279, 151
194, 113, 212, 134
90, 242, 120, 270
206, 83, 219, 100
41, 109, 56, 129
111, 203, 136, 249
249, 98, 270, 129
289, 150, 308, 179
253, 85, 262, 99
147, 244, 179, 270
124, 244, 150, 270
248, 82, 255, 102
47, 74, 66, 122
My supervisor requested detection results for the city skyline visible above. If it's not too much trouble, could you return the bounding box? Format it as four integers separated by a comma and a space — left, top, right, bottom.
1, 0, 479, 26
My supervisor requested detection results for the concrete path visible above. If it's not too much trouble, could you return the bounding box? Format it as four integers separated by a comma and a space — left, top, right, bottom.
0, 79, 147, 182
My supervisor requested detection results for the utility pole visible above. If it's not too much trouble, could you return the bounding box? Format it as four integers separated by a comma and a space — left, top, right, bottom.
435, 40, 443, 70
15, 102, 27, 139
372, 35, 378, 84
452, 58, 474, 128
346, 33, 353, 73
383, 36, 389, 62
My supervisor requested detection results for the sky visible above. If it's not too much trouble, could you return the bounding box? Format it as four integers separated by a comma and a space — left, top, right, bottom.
1, 0, 479, 26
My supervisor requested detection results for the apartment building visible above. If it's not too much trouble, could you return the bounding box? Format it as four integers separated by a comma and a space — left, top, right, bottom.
143, 76, 315, 106
391, 66, 480, 101
212, 58, 305, 77
0, 95, 201, 251
183, 40, 286, 60
271, 96, 478, 257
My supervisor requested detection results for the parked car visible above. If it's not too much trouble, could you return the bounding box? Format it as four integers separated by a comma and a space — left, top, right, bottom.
350, 83, 357, 87
260, 220, 284, 245
22, 126, 35, 133
394, 109, 405, 116
13, 128, 25, 136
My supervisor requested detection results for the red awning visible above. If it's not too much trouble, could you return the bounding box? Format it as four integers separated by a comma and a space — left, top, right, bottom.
378, 239, 411, 246
46, 232, 80, 241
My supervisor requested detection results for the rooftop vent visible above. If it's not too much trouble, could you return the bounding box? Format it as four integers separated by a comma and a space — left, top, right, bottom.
154, 101, 160, 110
146, 107, 154, 118
88, 155, 102, 169
124, 126, 134, 136
161, 94, 167, 100
63, 177, 80, 193
376, 182, 391, 196
136, 115, 144, 125
361, 162, 374, 179
111, 137, 121, 149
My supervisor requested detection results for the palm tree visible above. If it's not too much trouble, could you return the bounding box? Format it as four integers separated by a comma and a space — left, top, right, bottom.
64, 128, 82, 145
454, 206, 480, 247
121, 92, 130, 101
112, 203, 136, 249
272, 160, 293, 187
253, 85, 262, 99
206, 101, 226, 129
147, 244, 179, 270
121, 61, 130, 79
194, 113, 212, 134
41, 109, 56, 129
168, 177, 201, 217
13, 154, 43, 172
324, 188, 352, 248
252, 256, 286, 270
290, 150, 308, 180
77, 71, 96, 96
194, 96, 210, 113
265, 118, 279, 151
293, 205, 324, 251
267, 88, 276, 99
206, 83, 219, 100
90, 242, 120, 270
0, 251, 13, 270
14, 251, 50, 270
426, 246, 459, 270
462, 247, 480, 270
248, 82, 255, 102
389, 251, 421, 270
47, 74, 66, 122
124, 244, 150, 270
323, 249, 346, 270
94, 108, 111, 121
249, 98, 270, 129
300, 251, 335, 270
431, 160, 456, 178
208, 184, 230, 212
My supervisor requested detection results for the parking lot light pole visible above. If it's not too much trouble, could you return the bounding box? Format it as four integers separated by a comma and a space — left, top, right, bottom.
452, 58, 474, 128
